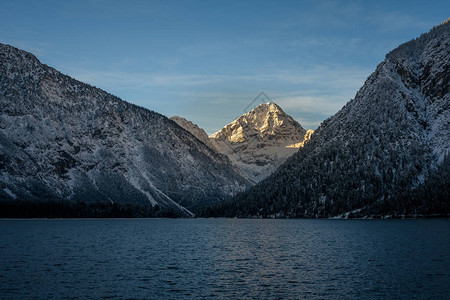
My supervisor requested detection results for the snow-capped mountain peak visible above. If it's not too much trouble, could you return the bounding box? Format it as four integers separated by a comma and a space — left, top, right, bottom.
210, 102, 306, 142
209, 101, 313, 182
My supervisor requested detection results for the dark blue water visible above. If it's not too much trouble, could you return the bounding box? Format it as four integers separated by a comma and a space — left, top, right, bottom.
0, 219, 449, 299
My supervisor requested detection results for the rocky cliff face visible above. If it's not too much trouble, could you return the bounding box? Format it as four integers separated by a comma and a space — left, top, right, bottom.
209, 102, 313, 183
0, 43, 249, 216
200, 22, 450, 218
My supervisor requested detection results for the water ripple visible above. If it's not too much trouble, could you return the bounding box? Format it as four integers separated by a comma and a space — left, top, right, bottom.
0, 219, 449, 299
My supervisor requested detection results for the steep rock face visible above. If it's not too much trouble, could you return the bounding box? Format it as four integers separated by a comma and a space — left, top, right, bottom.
209, 102, 312, 182
201, 22, 450, 218
0, 43, 249, 215
169, 116, 216, 151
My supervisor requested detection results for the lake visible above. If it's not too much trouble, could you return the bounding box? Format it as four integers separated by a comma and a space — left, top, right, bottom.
0, 219, 449, 299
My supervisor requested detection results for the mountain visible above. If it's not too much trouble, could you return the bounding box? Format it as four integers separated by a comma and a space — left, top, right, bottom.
209, 102, 313, 182
0, 43, 249, 217
169, 116, 216, 151
199, 22, 450, 218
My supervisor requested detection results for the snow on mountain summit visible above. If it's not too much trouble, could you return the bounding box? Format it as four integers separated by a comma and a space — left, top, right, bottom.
210, 102, 302, 140
209, 101, 313, 182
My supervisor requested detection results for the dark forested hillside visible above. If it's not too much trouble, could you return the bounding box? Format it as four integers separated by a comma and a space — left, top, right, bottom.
199, 22, 450, 218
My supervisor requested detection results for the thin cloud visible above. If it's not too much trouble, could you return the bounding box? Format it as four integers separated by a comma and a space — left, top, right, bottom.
367, 11, 436, 33
67, 70, 230, 89
276, 96, 345, 115
66, 63, 370, 91
62, 63, 372, 133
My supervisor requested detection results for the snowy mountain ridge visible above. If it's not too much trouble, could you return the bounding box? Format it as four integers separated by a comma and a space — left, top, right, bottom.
0, 43, 249, 216
169, 116, 216, 151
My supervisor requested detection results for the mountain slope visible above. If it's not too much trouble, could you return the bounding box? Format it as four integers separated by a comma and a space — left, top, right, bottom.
169, 116, 216, 151
210, 102, 313, 182
0, 43, 249, 216
199, 22, 450, 218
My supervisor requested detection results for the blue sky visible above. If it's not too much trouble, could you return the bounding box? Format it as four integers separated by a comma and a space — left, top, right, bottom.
1, 0, 448, 134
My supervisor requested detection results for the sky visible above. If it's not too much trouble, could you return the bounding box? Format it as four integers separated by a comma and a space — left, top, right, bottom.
1, 0, 448, 134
